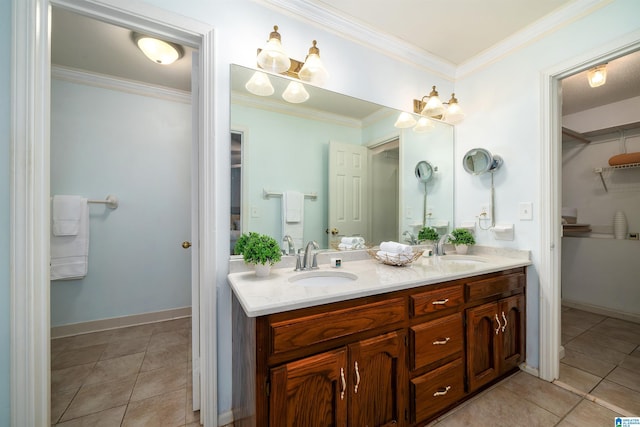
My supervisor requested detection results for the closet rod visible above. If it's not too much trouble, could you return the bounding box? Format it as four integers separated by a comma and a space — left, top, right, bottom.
263, 189, 317, 200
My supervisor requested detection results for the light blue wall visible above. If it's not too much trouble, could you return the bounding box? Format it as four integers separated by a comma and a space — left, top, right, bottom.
0, 0, 11, 423
50, 79, 192, 326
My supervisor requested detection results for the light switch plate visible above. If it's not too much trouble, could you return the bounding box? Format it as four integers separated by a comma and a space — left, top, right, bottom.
519, 202, 533, 220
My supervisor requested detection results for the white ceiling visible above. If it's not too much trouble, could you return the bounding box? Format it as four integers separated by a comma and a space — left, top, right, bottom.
50, 2, 640, 118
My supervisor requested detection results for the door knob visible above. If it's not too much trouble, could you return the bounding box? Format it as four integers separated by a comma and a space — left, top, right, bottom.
182, 241, 192, 249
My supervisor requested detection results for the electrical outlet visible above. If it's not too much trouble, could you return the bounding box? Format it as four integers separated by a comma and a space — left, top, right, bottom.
519, 202, 533, 220
251, 206, 260, 218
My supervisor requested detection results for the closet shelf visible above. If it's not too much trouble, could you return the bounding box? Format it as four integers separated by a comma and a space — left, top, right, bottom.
593, 162, 640, 192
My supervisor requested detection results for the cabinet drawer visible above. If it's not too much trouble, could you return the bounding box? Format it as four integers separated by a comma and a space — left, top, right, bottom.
466, 272, 524, 302
410, 285, 463, 317
411, 358, 465, 423
410, 312, 463, 370
270, 297, 405, 355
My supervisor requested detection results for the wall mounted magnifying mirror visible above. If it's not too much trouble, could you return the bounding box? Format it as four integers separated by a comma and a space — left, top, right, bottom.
462, 148, 503, 175
463, 148, 503, 228
415, 161, 435, 227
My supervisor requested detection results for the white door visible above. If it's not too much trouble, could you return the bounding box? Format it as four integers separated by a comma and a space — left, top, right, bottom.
328, 141, 369, 247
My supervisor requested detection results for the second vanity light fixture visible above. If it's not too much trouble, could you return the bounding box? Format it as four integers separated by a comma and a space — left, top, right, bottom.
394, 86, 465, 131
245, 25, 329, 104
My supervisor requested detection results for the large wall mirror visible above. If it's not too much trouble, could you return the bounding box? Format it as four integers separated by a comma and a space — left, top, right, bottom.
230, 64, 454, 252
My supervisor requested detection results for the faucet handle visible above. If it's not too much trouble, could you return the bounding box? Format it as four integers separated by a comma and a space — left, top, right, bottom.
311, 252, 319, 269
295, 249, 304, 271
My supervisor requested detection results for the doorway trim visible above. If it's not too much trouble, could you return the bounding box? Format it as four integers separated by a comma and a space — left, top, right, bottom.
538, 30, 640, 382
10, 1, 217, 426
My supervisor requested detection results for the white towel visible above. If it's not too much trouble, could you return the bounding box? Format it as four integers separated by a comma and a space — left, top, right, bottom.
341, 236, 365, 245
380, 241, 412, 255
282, 191, 304, 250
52, 195, 83, 236
51, 198, 89, 280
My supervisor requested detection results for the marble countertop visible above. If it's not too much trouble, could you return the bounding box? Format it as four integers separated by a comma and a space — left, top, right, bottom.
228, 246, 531, 317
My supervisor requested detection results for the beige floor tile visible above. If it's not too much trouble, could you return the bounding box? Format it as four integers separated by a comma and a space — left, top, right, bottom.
61, 378, 136, 421
122, 388, 186, 427
620, 353, 640, 372
100, 336, 150, 360
84, 352, 144, 385
561, 348, 617, 378
565, 335, 628, 365
433, 385, 560, 426
590, 319, 640, 346
558, 363, 602, 394
51, 388, 78, 425
557, 399, 622, 427
141, 347, 189, 372
52, 344, 108, 370
605, 366, 640, 393
52, 363, 95, 394
632, 348, 640, 358
147, 330, 190, 353
111, 323, 156, 341
500, 371, 581, 417
581, 330, 638, 354
130, 365, 187, 402
562, 309, 606, 332
54, 405, 126, 426
591, 379, 640, 415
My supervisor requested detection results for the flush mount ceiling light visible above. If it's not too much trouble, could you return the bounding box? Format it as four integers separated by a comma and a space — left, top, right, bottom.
132, 32, 184, 65
587, 64, 607, 88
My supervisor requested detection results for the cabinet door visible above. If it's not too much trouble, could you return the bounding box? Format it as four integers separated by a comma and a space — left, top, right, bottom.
499, 294, 525, 373
269, 348, 348, 427
348, 330, 408, 427
466, 302, 500, 392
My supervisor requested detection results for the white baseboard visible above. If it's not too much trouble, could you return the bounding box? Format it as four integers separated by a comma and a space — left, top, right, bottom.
218, 410, 234, 426
562, 300, 640, 324
51, 306, 192, 338
519, 362, 539, 377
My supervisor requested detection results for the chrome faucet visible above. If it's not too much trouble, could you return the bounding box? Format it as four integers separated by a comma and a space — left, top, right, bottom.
282, 235, 295, 256
402, 230, 417, 245
435, 233, 454, 256
302, 240, 319, 270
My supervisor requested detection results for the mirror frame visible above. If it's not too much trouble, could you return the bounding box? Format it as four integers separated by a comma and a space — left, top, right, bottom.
462, 148, 503, 175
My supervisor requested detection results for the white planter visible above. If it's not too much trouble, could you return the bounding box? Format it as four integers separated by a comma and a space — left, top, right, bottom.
254, 263, 272, 277
455, 244, 468, 254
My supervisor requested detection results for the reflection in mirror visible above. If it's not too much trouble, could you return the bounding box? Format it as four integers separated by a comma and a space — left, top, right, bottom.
230, 64, 454, 251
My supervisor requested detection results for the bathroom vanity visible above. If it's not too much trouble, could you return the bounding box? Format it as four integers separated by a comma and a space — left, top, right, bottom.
229, 250, 530, 427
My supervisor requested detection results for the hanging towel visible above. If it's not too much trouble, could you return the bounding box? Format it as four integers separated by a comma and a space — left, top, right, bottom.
52, 195, 83, 236
282, 191, 304, 250
51, 198, 89, 280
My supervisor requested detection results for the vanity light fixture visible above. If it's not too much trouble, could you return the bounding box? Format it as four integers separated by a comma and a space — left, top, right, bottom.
282, 81, 310, 103
394, 112, 417, 129
256, 25, 291, 73
412, 117, 435, 133
587, 64, 607, 88
245, 71, 275, 96
132, 32, 183, 65
413, 86, 465, 124
298, 40, 329, 86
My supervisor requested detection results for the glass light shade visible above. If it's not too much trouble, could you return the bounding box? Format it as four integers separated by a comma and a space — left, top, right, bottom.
298, 54, 329, 86
136, 36, 182, 65
587, 65, 607, 88
413, 117, 435, 133
443, 94, 465, 124
245, 71, 274, 96
394, 112, 417, 128
421, 95, 445, 117
282, 81, 309, 103
256, 26, 291, 74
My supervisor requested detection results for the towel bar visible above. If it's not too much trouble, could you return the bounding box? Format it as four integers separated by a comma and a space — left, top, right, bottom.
263, 189, 317, 200
88, 195, 119, 209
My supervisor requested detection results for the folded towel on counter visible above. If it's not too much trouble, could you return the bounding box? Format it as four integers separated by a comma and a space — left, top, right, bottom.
338, 242, 364, 250
380, 241, 412, 255
51, 198, 89, 280
609, 152, 640, 166
341, 236, 365, 245
52, 195, 83, 236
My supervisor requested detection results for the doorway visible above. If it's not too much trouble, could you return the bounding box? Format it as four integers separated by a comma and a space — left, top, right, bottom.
369, 138, 400, 244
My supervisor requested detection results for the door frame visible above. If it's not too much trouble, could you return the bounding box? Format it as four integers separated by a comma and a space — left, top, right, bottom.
538, 31, 640, 382
10, 1, 217, 426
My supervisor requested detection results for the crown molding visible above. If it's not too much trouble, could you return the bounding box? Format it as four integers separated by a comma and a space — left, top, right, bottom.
253, 0, 457, 80
456, 0, 611, 78
51, 65, 192, 103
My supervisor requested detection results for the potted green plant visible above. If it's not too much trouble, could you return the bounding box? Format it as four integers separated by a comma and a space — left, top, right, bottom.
450, 228, 476, 254
418, 226, 440, 244
240, 233, 282, 277
233, 231, 257, 256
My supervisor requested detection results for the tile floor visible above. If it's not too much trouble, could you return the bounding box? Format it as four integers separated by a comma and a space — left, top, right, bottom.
52, 307, 639, 427
51, 317, 200, 426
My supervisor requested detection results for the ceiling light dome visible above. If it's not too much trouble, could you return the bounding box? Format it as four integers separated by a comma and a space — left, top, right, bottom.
132, 33, 184, 65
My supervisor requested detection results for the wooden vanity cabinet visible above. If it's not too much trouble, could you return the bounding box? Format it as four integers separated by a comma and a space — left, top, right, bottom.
233, 266, 526, 427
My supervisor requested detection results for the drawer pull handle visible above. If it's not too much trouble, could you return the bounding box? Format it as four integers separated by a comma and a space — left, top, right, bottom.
433, 385, 451, 397
432, 337, 450, 345
340, 367, 346, 400
495, 314, 501, 335
432, 298, 449, 305
501, 311, 508, 332
354, 361, 360, 394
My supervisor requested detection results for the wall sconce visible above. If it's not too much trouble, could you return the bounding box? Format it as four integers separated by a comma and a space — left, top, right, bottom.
256, 26, 291, 74
132, 32, 183, 65
413, 86, 465, 124
298, 41, 329, 86
587, 64, 607, 88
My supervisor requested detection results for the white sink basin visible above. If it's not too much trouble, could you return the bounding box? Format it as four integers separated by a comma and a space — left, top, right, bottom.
289, 270, 358, 286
